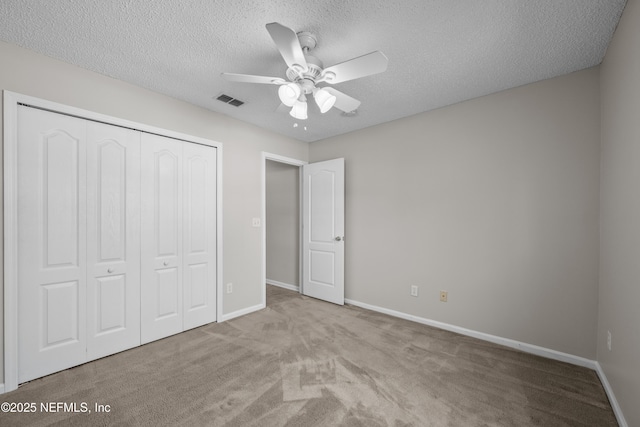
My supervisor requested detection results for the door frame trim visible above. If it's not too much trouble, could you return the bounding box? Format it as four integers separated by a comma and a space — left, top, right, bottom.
261, 152, 307, 307
3, 91, 224, 393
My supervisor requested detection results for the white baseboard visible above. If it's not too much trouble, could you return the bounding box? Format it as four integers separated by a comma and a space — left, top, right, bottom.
345, 298, 597, 369
218, 277, 298, 323
595, 362, 628, 427
344, 298, 629, 423
266, 279, 299, 292
219, 303, 265, 322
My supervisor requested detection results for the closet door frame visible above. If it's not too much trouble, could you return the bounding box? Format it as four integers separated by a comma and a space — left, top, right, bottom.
3, 91, 223, 393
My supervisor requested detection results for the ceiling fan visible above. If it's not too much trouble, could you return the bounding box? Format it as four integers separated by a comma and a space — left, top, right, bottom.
221, 22, 388, 120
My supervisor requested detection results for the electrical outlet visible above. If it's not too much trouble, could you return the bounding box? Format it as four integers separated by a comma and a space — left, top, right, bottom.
607, 330, 612, 351
252, 218, 261, 227
439, 291, 448, 302
410, 285, 419, 297
226, 283, 233, 294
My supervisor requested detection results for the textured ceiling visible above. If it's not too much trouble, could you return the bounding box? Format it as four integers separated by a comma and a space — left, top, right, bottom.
0, 0, 627, 142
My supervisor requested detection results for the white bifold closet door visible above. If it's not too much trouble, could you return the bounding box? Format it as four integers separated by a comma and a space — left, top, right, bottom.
17, 106, 217, 383
18, 107, 88, 382
140, 133, 217, 344
86, 122, 141, 360
182, 141, 217, 330
17, 107, 141, 382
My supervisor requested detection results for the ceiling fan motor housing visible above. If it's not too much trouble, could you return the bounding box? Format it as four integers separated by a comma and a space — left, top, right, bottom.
285, 31, 324, 85
286, 54, 324, 84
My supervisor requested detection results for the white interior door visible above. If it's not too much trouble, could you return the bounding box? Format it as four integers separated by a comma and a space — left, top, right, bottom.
140, 133, 184, 344
302, 158, 345, 305
86, 122, 141, 359
17, 106, 88, 382
182, 143, 217, 330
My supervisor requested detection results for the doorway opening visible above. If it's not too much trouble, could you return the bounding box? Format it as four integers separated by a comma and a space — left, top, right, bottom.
261, 153, 345, 307
261, 153, 307, 306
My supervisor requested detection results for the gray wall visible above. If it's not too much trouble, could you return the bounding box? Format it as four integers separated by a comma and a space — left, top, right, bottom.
310, 67, 601, 359
599, 0, 640, 424
0, 40, 309, 384
266, 160, 300, 287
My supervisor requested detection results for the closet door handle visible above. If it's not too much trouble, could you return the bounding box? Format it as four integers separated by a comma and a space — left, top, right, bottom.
107, 268, 114, 274
163, 261, 169, 266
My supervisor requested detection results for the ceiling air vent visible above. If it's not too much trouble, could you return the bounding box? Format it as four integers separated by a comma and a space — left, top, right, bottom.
216, 94, 244, 107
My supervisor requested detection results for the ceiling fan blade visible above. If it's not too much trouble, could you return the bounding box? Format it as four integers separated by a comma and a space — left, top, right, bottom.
323, 87, 361, 113
266, 22, 308, 71
322, 51, 388, 84
221, 73, 286, 85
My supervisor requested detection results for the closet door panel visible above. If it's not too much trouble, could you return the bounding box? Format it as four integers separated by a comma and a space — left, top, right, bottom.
141, 133, 183, 344
183, 143, 217, 329
17, 106, 88, 383
86, 122, 141, 360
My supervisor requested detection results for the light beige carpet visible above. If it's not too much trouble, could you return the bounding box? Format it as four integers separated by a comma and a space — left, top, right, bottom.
0, 285, 617, 426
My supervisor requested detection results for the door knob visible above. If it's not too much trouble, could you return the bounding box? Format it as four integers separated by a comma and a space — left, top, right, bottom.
163, 261, 169, 266
334, 236, 342, 241
107, 268, 114, 273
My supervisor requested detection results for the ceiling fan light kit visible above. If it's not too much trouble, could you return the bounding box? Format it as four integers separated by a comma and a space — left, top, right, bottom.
278, 83, 300, 106
290, 99, 308, 120
221, 22, 388, 120
314, 88, 337, 113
